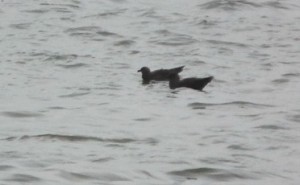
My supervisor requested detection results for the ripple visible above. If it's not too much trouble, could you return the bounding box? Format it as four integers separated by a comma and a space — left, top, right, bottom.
2, 134, 159, 146
153, 36, 197, 46
237, 113, 262, 118
129, 50, 140, 54
112, 62, 130, 69
199, 0, 261, 11
83, 9, 126, 18
59, 171, 129, 182
134, 118, 152, 122
272, 78, 289, 84
232, 154, 271, 162
5, 174, 41, 182
65, 26, 120, 39
27, 2, 81, 14
140, 170, 158, 179
199, 157, 239, 165
5, 134, 135, 143
188, 101, 274, 109
266, 146, 290, 151
4, 134, 160, 146
255, 124, 288, 130
56, 63, 89, 69
21, 160, 48, 168
40, 3, 81, 9
169, 167, 256, 180
263, 1, 288, 9
227, 144, 255, 151
1, 111, 43, 118
150, 30, 197, 46
287, 114, 300, 123
29, 52, 93, 63
114, 40, 135, 46
91, 157, 114, 163
0, 151, 22, 159
10, 23, 32, 29
59, 171, 96, 181
186, 59, 206, 66
59, 92, 90, 98
206, 39, 249, 48
142, 138, 159, 145
48, 106, 66, 110
0, 165, 14, 171
23, 9, 49, 14
44, 54, 78, 61
97, 30, 120, 37
158, 38, 196, 46
282, 73, 300, 77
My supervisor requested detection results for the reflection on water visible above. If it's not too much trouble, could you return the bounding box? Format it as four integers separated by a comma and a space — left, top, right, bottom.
1, 0, 300, 184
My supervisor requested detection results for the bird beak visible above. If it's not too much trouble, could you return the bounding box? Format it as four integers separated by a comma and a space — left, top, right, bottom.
137, 69, 141, 72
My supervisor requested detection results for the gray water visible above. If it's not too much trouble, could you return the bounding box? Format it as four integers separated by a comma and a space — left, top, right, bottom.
1, 0, 300, 184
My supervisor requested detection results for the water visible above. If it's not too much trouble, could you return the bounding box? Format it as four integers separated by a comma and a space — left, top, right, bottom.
1, 0, 300, 184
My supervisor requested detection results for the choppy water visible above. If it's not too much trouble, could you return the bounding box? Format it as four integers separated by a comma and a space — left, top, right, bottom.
1, 0, 300, 184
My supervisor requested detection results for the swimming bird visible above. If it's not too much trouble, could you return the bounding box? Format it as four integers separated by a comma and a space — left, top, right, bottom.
168, 73, 213, 91
137, 66, 184, 83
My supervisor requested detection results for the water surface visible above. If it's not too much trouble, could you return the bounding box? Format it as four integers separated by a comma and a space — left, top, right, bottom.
1, 0, 300, 184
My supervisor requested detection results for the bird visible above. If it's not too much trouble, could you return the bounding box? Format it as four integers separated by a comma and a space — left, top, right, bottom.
168, 73, 213, 91
137, 66, 184, 83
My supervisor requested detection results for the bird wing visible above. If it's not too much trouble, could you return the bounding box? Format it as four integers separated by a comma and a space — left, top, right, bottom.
180, 76, 213, 90
150, 69, 170, 80
168, 66, 184, 74
150, 66, 184, 80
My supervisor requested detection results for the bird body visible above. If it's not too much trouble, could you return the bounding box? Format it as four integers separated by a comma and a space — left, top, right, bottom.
169, 74, 213, 91
138, 66, 184, 82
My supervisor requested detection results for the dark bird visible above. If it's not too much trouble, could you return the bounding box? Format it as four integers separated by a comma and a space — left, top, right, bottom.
168, 73, 213, 91
137, 66, 184, 83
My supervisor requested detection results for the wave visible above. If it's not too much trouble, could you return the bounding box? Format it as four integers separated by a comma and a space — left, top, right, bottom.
206, 39, 249, 48
83, 9, 126, 18
23, 2, 81, 15
255, 124, 288, 130
5, 174, 41, 183
0, 165, 14, 171
59, 170, 129, 182
188, 101, 274, 109
65, 26, 120, 39
59, 92, 90, 98
40, 3, 81, 10
10, 23, 32, 30
199, 0, 288, 10
22, 9, 50, 14
91, 157, 114, 163
272, 78, 289, 84
168, 167, 257, 180
287, 114, 300, 123
5, 134, 135, 143
44, 53, 78, 61
56, 63, 89, 69
282, 73, 300, 77
1, 111, 43, 118
263, 1, 288, 9
199, 0, 261, 10
114, 40, 135, 47
4, 134, 159, 145
150, 29, 197, 46
227, 144, 254, 151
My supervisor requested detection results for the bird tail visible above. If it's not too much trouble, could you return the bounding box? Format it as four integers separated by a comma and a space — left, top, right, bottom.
170, 66, 185, 74
198, 76, 213, 90
207, 76, 214, 82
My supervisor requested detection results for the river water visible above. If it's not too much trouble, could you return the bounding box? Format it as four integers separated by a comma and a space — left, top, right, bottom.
1, 0, 300, 184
